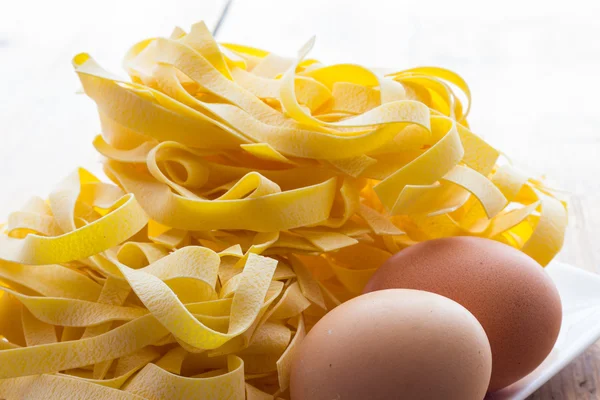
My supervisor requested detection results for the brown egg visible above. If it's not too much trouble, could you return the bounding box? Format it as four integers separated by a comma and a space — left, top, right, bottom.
290, 289, 492, 400
363, 237, 562, 391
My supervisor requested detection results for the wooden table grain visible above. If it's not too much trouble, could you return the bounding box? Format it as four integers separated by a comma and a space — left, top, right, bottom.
1, 1, 599, 398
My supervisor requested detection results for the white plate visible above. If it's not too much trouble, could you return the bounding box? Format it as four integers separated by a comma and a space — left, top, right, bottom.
488, 261, 600, 400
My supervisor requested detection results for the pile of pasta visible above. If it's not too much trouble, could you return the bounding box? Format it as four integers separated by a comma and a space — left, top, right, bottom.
0, 21, 567, 399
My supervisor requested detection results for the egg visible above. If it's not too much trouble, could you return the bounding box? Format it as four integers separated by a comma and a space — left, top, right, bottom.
363, 236, 562, 391
290, 289, 492, 400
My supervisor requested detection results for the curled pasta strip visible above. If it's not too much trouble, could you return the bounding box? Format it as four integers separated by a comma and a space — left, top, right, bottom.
0, 19, 566, 399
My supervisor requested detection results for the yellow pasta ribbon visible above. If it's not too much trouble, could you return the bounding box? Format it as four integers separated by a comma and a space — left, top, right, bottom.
0, 19, 567, 399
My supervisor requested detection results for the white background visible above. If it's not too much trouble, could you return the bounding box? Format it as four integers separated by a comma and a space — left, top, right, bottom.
1, 0, 599, 217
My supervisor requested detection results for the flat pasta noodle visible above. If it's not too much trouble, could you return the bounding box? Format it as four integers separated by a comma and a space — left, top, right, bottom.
0, 19, 567, 399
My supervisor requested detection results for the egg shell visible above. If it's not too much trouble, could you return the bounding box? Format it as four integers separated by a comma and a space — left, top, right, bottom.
290, 289, 492, 400
363, 236, 562, 391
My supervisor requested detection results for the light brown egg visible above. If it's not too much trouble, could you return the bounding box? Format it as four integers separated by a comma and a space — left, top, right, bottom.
363, 236, 562, 391
290, 289, 492, 400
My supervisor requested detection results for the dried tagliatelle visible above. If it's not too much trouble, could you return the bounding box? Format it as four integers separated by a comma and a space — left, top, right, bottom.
0, 20, 567, 399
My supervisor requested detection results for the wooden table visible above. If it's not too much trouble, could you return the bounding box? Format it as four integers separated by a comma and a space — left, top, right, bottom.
1, 1, 599, 398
